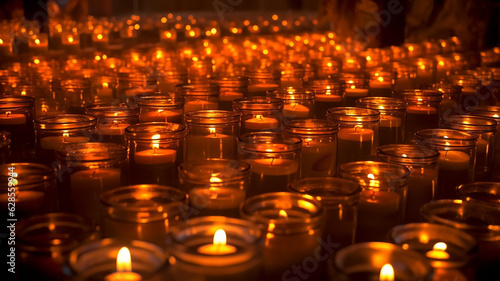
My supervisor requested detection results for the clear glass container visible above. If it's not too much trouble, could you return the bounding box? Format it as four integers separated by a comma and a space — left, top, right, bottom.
233, 97, 284, 135
457, 182, 500, 207
368, 68, 396, 97
326, 107, 380, 165
210, 75, 249, 111
0, 95, 35, 154
101, 184, 187, 247
240, 192, 324, 281
412, 57, 436, 87
303, 78, 345, 118
238, 132, 301, 197
392, 62, 418, 92
279, 62, 305, 88
176, 83, 220, 113
317, 56, 342, 79
244, 68, 280, 97
17, 213, 98, 280
51, 77, 92, 114
433, 82, 462, 120
414, 129, 477, 199
34, 114, 97, 166
356, 97, 406, 145
440, 115, 497, 181
135, 95, 184, 124
339, 161, 411, 242
91, 75, 117, 103
55, 142, 128, 224
117, 70, 158, 104
283, 119, 339, 178
157, 67, 188, 94
340, 72, 370, 107
178, 159, 251, 218
395, 89, 442, 143
185, 110, 240, 161
267, 87, 315, 122
377, 144, 440, 223
167, 216, 263, 281
125, 122, 186, 187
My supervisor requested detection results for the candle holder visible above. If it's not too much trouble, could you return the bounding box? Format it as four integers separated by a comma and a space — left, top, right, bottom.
0, 95, 35, 155
433, 82, 462, 120
303, 78, 345, 118
233, 97, 284, 134
157, 67, 188, 95
340, 72, 369, 107
125, 122, 186, 187
440, 115, 497, 181
421, 199, 500, 280
69, 238, 167, 281
289, 177, 360, 251
317, 56, 342, 79
0, 70, 21, 94
392, 62, 418, 92
0, 34, 13, 57
238, 132, 301, 197
367, 68, 396, 97
326, 107, 380, 165
279, 62, 305, 88
283, 119, 339, 178
267, 87, 315, 122
176, 83, 220, 113
456, 182, 500, 206
356, 97, 406, 145
86, 103, 139, 146
101, 184, 187, 247
91, 76, 118, 103
178, 159, 250, 218
240, 192, 324, 281
167, 216, 263, 281
92, 31, 110, 51
184, 110, 240, 161
159, 28, 177, 49
209, 76, 249, 111
342, 55, 367, 73
28, 33, 49, 54
414, 129, 477, 200
339, 161, 410, 242
34, 114, 97, 165
376, 144, 439, 223
52, 77, 93, 114
17, 213, 98, 280
244, 68, 280, 97
332, 242, 431, 281
0, 163, 57, 219
395, 89, 442, 143
55, 142, 127, 224
412, 57, 436, 87
117, 70, 158, 104
61, 31, 81, 54
135, 95, 184, 124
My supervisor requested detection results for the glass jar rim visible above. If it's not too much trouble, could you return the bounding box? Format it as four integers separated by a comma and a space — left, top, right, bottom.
238, 132, 302, 153
125, 122, 187, 140
176, 83, 220, 96
267, 87, 315, 100
377, 144, 440, 165
456, 182, 500, 207
85, 103, 140, 117
282, 119, 339, 135
0, 162, 55, 186
184, 110, 241, 125
178, 159, 251, 184
326, 107, 380, 122
209, 75, 249, 87
441, 115, 498, 133
34, 114, 97, 130
134, 95, 184, 107
339, 161, 411, 191
55, 142, 127, 162
414, 129, 478, 148
289, 177, 361, 205
233, 97, 284, 110
356, 97, 406, 110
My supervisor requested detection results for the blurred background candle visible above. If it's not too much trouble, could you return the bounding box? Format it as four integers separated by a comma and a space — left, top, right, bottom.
185, 110, 240, 161
233, 97, 283, 135
238, 132, 301, 197
245, 68, 280, 97
340, 72, 369, 107
304, 79, 345, 118
368, 68, 396, 97
241, 192, 324, 281
340, 161, 410, 242
177, 83, 219, 113
267, 87, 315, 122
135, 95, 184, 124
86, 103, 139, 146
62, 31, 80, 54
210, 76, 249, 111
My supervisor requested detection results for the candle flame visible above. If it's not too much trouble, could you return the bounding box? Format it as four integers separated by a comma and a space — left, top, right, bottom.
493, 114, 499, 118
213, 229, 227, 246
279, 209, 288, 219
426, 242, 450, 259
208, 187, 219, 199
0, 39, 3, 44
209, 175, 222, 183
367, 173, 375, 180
377, 76, 384, 82
62, 132, 69, 138
35, 38, 40, 45
379, 264, 394, 281
209, 127, 216, 135
5, 111, 11, 116
102, 82, 108, 88
152, 134, 161, 149
116, 247, 133, 272
68, 36, 74, 43
97, 34, 103, 40
433, 242, 447, 251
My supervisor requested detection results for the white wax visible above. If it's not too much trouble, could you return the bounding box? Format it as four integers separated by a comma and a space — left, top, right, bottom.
337, 127, 374, 142
438, 150, 470, 171
139, 110, 181, 122
184, 100, 218, 113
344, 88, 369, 97
283, 103, 310, 119
249, 158, 299, 176
245, 116, 279, 130
39, 136, 90, 150
134, 148, 176, 165
189, 187, 246, 209
96, 123, 129, 136
315, 94, 342, 102
0, 113, 26, 125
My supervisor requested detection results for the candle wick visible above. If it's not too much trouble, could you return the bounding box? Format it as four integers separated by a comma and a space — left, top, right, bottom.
6, 111, 10, 117
355, 126, 358, 133
271, 158, 274, 165
153, 147, 157, 154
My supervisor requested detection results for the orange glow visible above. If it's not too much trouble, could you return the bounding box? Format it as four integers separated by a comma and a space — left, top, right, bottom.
379, 264, 394, 281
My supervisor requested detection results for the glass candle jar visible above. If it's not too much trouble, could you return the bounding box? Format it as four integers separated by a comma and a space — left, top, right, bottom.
240, 192, 324, 281
178, 159, 251, 218
101, 184, 187, 247
52, 77, 93, 114
267, 87, 315, 122
434, 55, 455, 82
117, 70, 158, 104
440, 115, 498, 181
233, 97, 284, 135
457, 182, 500, 206
184, 110, 240, 161
61, 31, 80, 54
0, 163, 57, 219
238, 132, 301, 197
244, 68, 280, 97
210, 75, 249, 111
340, 72, 370, 107
157, 67, 188, 94
91, 75, 117, 103
69, 238, 167, 281
434, 82, 462, 120
167, 216, 263, 281
176, 83, 220, 113
135, 95, 184, 124
55, 142, 127, 223
332, 242, 431, 281
303, 78, 345, 118
377, 144, 440, 223
289, 177, 360, 251
368, 68, 396, 97
283, 119, 339, 178
317, 56, 342, 79
0, 95, 35, 154
389, 223, 478, 281
125, 122, 186, 187
421, 199, 500, 281
395, 89, 442, 143
356, 97, 406, 145
415, 129, 477, 200
17, 213, 98, 281
279, 62, 305, 88
326, 107, 380, 165
34, 114, 97, 166
392, 62, 418, 92
85, 103, 139, 146
339, 161, 411, 242
412, 57, 436, 87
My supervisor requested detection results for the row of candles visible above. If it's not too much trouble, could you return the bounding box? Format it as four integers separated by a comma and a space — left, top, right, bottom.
1, 11, 500, 281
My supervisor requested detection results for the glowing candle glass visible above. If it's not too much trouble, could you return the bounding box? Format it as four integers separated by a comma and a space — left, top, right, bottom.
52, 77, 93, 114
233, 97, 284, 134
340, 72, 370, 107
244, 68, 280, 97
117, 70, 158, 104
86, 103, 139, 146
267, 87, 315, 122
303, 79, 345, 118
135, 95, 184, 124
176, 83, 220, 113
91, 76, 118, 103
210, 76, 249, 111
368, 68, 396, 97
0, 95, 35, 154
457, 182, 500, 206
